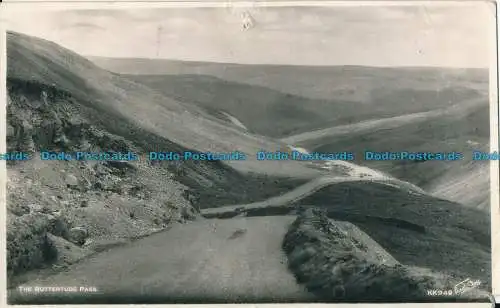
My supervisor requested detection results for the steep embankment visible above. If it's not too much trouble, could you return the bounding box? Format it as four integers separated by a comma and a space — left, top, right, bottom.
282, 209, 489, 302
292, 181, 491, 286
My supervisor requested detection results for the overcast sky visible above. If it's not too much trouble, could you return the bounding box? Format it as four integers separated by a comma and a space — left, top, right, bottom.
3, 3, 495, 68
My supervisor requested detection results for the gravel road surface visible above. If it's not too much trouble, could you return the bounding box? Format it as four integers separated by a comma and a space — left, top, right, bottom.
11, 216, 314, 304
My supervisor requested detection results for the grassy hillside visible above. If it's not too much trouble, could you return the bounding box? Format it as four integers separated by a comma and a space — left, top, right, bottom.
8, 32, 323, 179
119, 74, 485, 139
90, 56, 491, 213
283, 209, 453, 302
290, 100, 490, 210
121, 74, 355, 138
5, 31, 313, 282
89, 57, 488, 101
291, 181, 490, 287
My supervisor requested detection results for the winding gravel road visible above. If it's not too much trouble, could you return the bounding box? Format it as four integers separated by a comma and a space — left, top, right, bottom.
281, 98, 485, 145
11, 217, 314, 304
201, 174, 425, 216
10, 135, 435, 305
10, 138, 430, 305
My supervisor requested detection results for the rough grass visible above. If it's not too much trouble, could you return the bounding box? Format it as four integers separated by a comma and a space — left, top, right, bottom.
6, 213, 59, 280
291, 181, 491, 285
282, 208, 483, 302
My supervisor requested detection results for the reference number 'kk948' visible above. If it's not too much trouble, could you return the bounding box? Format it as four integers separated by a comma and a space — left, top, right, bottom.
426, 289, 454, 296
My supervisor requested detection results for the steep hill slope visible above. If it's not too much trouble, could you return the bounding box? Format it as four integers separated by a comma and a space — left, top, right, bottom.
5, 30, 311, 283
429, 162, 490, 210
119, 74, 484, 139
283, 100, 490, 210
8, 31, 322, 179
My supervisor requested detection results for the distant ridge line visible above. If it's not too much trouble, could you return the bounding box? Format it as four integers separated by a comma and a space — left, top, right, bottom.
85, 55, 488, 71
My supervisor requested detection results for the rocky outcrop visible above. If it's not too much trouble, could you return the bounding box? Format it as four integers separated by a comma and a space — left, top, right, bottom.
6, 79, 197, 282
68, 227, 89, 246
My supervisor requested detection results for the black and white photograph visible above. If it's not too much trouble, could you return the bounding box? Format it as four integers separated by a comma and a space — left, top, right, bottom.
2, 2, 496, 304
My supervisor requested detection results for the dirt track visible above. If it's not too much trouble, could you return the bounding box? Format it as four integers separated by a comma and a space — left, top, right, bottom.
281, 99, 485, 145
11, 216, 314, 303
201, 175, 425, 216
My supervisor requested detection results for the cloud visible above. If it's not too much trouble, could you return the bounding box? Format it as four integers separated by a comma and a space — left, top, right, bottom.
67, 9, 132, 20
4, 4, 493, 68
68, 22, 106, 31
